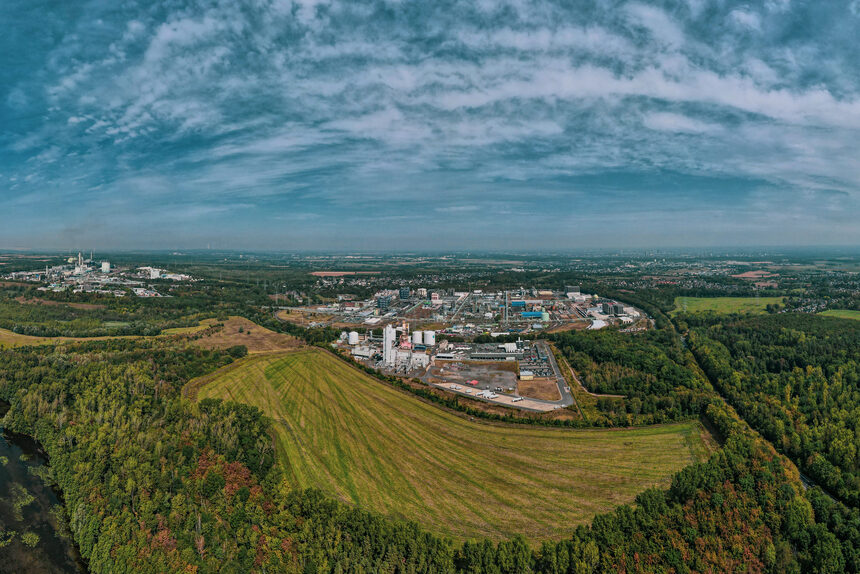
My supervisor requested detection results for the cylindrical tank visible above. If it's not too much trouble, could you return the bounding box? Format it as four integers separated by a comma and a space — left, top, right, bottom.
541, 312, 550, 321
412, 331, 423, 345
348, 331, 359, 345
423, 330, 436, 346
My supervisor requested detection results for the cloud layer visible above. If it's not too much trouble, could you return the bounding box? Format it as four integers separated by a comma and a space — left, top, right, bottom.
1, 0, 858, 250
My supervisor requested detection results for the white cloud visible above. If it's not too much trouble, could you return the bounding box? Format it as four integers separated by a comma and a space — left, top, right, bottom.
642, 112, 722, 134
623, 3, 686, 48
729, 9, 762, 31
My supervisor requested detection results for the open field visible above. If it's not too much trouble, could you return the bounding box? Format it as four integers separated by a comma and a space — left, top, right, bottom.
191, 316, 299, 353
819, 309, 860, 321
196, 348, 711, 541
671, 296, 784, 315
160, 320, 218, 335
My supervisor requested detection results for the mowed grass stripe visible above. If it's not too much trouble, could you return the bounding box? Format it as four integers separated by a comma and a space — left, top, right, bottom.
199, 348, 709, 541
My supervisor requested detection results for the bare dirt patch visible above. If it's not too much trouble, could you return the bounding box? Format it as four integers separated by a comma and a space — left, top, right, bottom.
430, 360, 518, 389
546, 321, 590, 334
517, 378, 562, 401
192, 316, 299, 353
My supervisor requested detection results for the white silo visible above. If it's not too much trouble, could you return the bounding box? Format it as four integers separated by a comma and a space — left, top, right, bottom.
423, 330, 436, 346
412, 330, 423, 345
383, 324, 396, 365
348, 331, 360, 345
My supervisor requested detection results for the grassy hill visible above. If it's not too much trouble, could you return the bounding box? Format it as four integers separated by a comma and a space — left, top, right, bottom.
671, 295, 783, 315
196, 348, 710, 542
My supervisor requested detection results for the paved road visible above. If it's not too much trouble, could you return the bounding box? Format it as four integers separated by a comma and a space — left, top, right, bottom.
536, 340, 574, 408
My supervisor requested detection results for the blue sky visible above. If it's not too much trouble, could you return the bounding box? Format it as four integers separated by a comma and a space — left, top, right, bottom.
1, 0, 858, 251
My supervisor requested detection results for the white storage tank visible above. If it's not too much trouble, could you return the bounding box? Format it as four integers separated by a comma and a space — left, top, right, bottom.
348, 331, 360, 345
412, 330, 423, 345
423, 330, 436, 346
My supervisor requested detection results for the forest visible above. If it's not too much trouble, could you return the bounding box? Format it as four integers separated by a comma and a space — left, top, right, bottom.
550, 328, 713, 426
685, 313, 860, 506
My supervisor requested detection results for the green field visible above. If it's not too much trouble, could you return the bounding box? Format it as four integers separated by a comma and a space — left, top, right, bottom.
819, 309, 860, 321
672, 296, 784, 315
197, 348, 710, 541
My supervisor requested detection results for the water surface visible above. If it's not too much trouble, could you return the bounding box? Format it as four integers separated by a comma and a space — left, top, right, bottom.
0, 422, 85, 573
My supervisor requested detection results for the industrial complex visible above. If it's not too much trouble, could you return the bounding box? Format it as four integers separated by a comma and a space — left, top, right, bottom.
288, 284, 644, 335
323, 283, 644, 411
4, 253, 194, 297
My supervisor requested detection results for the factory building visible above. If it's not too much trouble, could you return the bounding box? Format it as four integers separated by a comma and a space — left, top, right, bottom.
383, 324, 396, 365
377, 295, 391, 310
416, 288, 428, 298
601, 302, 626, 316
399, 287, 410, 300
101, 262, 111, 273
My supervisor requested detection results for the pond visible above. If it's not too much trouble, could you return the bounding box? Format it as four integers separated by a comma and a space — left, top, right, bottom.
0, 412, 85, 573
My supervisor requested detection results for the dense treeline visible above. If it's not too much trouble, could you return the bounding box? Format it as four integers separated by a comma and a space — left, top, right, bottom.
0, 297, 201, 337
527, 401, 848, 574
550, 328, 712, 425
686, 313, 860, 506
0, 340, 456, 572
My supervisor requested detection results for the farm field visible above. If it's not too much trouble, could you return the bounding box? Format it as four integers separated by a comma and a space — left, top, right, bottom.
819, 309, 860, 321
196, 348, 711, 542
671, 296, 784, 315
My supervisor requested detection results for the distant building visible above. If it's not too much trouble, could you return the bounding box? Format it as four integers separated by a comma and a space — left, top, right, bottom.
565, 285, 580, 294
399, 287, 410, 300
101, 262, 111, 273
416, 288, 428, 298
377, 295, 391, 310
